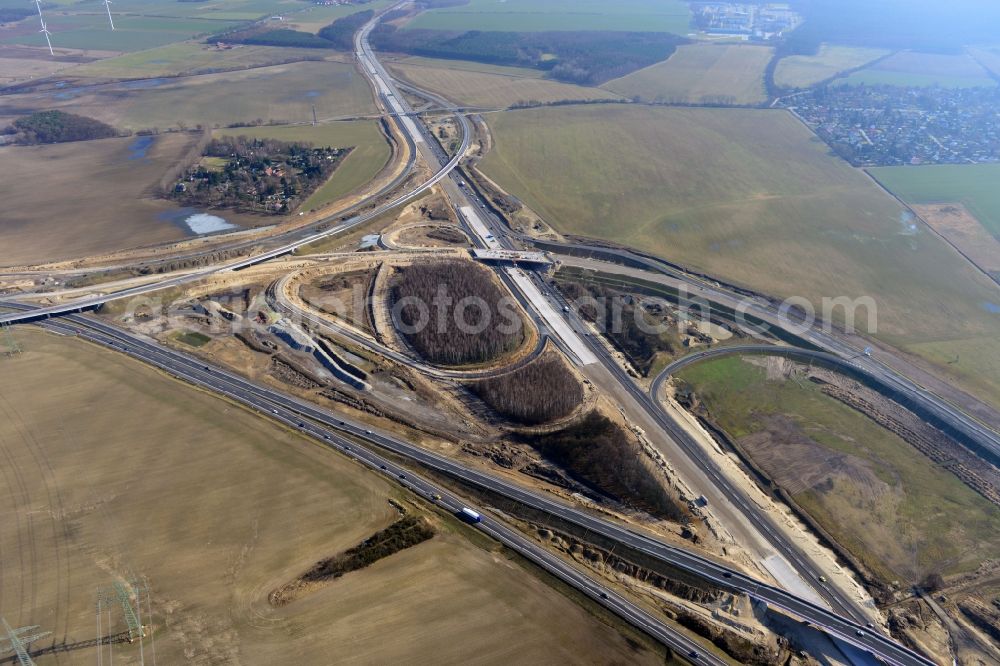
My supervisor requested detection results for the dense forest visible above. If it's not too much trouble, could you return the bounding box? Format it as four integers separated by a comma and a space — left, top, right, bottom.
390, 261, 523, 366
172, 136, 349, 214
214, 9, 373, 50
370, 27, 686, 85
317, 9, 373, 50
470, 355, 582, 425
525, 412, 688, 521
5, 110, 119, 145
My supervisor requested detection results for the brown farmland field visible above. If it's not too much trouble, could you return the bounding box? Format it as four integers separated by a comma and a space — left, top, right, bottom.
0, 134, 261, 267
0, 61, 376, 131
387, 58, 622, 108
603, 43, 772, 105
479, 105, 1000, 404
0, 327, 664, 664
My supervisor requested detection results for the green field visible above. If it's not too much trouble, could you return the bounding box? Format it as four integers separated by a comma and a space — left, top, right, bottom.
603, 43, 771, 105
217, 121, 391, 210
288, 0, 392, 33
836, 50, 996, 88
0, 13, 243, 52
480, 105, 1000, 401
774, 44, 890, 89
870, 164, 1000, 239
387, 58, 621, 108
71, 42, 327, 79
677, 355, 1000, 582
404, 0, 692, 34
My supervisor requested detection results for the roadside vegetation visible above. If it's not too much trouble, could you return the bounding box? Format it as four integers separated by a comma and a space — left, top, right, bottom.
525, 411, 688, 521
469, 355, 582, 425
390, 261, 524, 366
5, 110, 119, 145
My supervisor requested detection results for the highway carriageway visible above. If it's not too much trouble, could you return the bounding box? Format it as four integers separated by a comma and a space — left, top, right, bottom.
16, 309, 721, 665
4, 305, 933, 666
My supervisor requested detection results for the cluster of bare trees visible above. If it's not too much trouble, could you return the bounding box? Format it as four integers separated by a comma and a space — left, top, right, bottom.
470, 355, 582, 425
390, 262, 523, 366
527, 412, 689, 521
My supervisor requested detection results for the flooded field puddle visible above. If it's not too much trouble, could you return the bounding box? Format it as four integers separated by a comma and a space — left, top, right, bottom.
158, 207, 237, 235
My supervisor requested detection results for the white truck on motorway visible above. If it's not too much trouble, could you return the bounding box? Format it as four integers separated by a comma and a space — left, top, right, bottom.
459, 507, 482, 523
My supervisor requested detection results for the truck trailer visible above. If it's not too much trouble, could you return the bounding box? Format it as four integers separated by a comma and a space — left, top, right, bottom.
459, 507, 482, 523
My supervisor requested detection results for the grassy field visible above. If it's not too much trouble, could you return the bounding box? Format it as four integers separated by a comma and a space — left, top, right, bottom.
387, 58, 621, 108
480, 105, 1000, 400
0, 327, 665, 665
70, 42, 327, 79
603, 43, 772, 105
773, 44, 890, 89
0, 134, 236, 267
2, 60, 376, 130
404, 0, 692, 34
286, 0, 392, 33
677, 355, 1000, 583
836, 50, 997, 88
870, 164, 1000, 239
0, 12, 243, 52
216, 121, 391, 210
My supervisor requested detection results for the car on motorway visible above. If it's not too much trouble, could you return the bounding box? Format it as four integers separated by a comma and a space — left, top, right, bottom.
365, 429, 373, 435
271, 409, 279, 415
380, 465, 387, 470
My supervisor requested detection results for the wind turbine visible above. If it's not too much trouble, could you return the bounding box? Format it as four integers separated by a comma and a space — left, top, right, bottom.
31, 0, 55, 55
102, 0, 115, 31
39, 19, 54, 55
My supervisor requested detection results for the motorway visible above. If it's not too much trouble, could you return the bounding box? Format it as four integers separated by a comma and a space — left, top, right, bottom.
0, 6, 939, 665
9, 305, 719, 664
548, 247, 1000, 466
0, 301, 934, 666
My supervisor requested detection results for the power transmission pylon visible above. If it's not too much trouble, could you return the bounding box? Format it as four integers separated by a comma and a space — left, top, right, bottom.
0, 617, 50, 666
1, 322, 21, 356
98, 580, 146, 643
